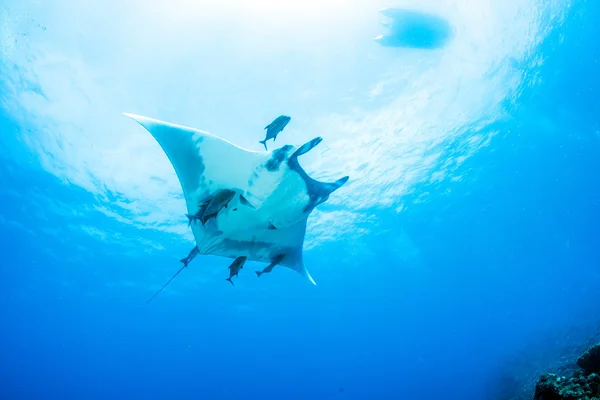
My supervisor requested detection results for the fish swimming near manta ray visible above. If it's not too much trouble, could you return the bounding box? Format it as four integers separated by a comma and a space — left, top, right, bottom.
226, 256, 247, 286
260, 115, 291, 151
186, 189, 236, 226
255, 253, 285, 277
123, 113, 349, 302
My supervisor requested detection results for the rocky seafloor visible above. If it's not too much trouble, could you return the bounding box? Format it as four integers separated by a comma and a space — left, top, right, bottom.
534, 342, 600, 399
488, 323, 600, 400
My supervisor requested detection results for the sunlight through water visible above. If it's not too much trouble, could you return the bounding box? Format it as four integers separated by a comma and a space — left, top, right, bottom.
0, 0, 570, 248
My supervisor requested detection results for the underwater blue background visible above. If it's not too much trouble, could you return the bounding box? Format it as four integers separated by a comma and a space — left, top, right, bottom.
0, 1, 599, 399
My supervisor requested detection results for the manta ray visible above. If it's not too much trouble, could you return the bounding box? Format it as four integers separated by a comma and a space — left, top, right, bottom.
124, 113, 349, 293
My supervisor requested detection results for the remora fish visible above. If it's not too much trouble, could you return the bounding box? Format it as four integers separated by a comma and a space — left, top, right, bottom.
186, 198, 210, 226
260, 115, 291, 151
180, 246, 199, 267
255, 254, 285, 278
201, 189, 236, 226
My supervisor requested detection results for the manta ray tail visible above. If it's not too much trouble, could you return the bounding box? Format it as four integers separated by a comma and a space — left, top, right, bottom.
146, 265, 187, 303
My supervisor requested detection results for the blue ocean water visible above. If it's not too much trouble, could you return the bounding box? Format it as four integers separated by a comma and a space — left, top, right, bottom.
0, 1, 599, 399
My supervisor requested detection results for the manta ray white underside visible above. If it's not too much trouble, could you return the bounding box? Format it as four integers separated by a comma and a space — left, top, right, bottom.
124, 113, 349, 285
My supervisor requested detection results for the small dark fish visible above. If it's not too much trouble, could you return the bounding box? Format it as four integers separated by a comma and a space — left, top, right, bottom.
226, 256, 247, 286
255, 254, 285, 278
201, 189, 236, 225
260, 115, 291, 151
179, 246, 199, 267
146, 265, 186, 304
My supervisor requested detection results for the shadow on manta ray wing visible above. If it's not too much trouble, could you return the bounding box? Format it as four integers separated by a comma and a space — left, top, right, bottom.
123, 113, 349, 302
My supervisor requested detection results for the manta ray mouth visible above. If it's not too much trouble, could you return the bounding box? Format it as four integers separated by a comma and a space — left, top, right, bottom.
291, 136, 323, 159
287, 137, 349, 213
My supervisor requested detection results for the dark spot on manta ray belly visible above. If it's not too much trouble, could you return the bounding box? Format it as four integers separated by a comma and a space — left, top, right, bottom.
180, 146, 206, 191
265, 145, 293, 172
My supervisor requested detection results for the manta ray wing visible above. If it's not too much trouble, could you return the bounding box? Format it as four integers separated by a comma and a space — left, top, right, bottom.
124, 113, 347, 285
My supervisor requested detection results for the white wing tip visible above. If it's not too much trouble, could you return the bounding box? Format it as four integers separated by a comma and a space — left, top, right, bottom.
123, 112, 143, 121
305, 269, 317, 285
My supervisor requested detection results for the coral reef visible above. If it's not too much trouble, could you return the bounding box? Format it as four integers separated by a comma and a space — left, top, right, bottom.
486, 323, 600, 400
534, 372, 600, 399
534, 343, 600, 400
578, 344, 600, 375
